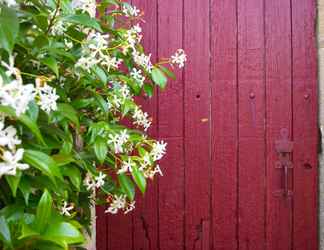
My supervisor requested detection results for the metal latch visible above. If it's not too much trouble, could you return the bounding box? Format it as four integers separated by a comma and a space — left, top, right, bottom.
274, 128, 294, 198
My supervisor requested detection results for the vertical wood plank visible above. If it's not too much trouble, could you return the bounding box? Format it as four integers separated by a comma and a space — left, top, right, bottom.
157, 0, 184, 249
131, 0, 159, 249
237, 0, 265, 249
183, 0, 211, 249
96, 206, 107, 250
292, 0, 318, 249
265, 0, 293, 249
211, 1, 238, 249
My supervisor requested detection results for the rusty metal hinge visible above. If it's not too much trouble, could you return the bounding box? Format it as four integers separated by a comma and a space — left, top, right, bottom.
274, 128, 294, 198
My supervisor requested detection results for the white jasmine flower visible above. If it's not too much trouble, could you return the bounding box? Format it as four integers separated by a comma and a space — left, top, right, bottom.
0, 149, 29, 177
95, 172, 106, 188
132, 107, 151, 131
64, 39, 73, 49
132, 51, 153, 72
150, 140, 167, 161
130, 68, 145, 87
122, 4, 140, 17
87, 32, 109, 56
124, 201, 136, 214
1, 54, 18, 77
71, 0, 96, 18
117, 158, 134, 174
105, 194, 126, 214
119, 85, 131, 100
36, 83, 59, 114
0, 79, 36, 116
75, 56, 99, 72
0, 0, 17, 7
101, 55, 122, 72
60, 201, 74, 216
84, 172, 96, 191
171, 49, 187, 68
51, 20, 67, 36
0, 121, 21, 150
107, 130, 129, 154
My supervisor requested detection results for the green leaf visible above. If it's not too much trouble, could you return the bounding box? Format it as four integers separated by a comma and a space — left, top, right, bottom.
0, 105, 45, 144
42, 57, 59, 76
158, 65, 176, 80
19, 177, 32, 205
19, 223, 39, 240
26, 100, 39, 122
0, 4, 19, 52
34, 189, 52, 232
93, 66, 108, 84
5, 170, 22, 197
151, 67, 167, 89
52, 154, 75, 167
23, 150, 63, 183
57, 103, 80, 129
143, 84, 153, 97
94, 137, 108, 164
43, 221, 85, 245
61, 165, 81, 190
0, 216, 12, 248
93, 93, 109, 113
131, 165, 147, 194
64, 14, 102, 32
118, 174, 135, 200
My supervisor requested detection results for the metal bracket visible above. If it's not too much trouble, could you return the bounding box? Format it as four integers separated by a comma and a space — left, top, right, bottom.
274, 128, 294, 198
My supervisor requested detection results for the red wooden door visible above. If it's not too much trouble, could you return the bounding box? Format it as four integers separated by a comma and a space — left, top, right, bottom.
96, 0, 318, 249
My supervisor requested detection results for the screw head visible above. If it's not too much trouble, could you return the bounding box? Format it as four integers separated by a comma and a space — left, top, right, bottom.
249, 92, 255, 99
304, 93, 310, 100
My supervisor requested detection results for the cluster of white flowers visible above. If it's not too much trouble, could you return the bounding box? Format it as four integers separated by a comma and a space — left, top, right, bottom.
0, 0, 17, 7
132, 106, 151, 131
35, 78, 59, 114
107, 130, 129, 154
0, 120, 29, 177
104, 194, 136, 215
83, 171, 106, 191
130, 68, 145, 87
150, 140, 167, 161
60, 201, 74, 217
51, 19, 67, 36
0, 55, 59, 116
171, 49, 187, 68
117, 158, 135, 174
132, 50, 153, 73
0, 56, 35, 116
124, 24, 143, 51
71, 0, 96, 18
76, 32, 122, 73
122, 4, 140, 17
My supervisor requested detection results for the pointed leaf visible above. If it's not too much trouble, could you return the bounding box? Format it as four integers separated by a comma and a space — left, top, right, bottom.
151, 67, 167, 89
0, 216, 12, 248
94, 137, 108, 164
131, 165, 146, 194
5, 170, 22, 197
118, 174, 135, 200
0, 4, 19, 52
34, 189, 52, 232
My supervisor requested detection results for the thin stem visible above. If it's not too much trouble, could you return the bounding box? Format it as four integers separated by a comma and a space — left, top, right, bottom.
46, 0, 61, 35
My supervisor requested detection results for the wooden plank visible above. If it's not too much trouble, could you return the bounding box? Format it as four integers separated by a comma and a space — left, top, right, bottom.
96, 205, 107, 250
131, 0, 159, 249
265, 0, 293, 249
107, 213, 133, 250
157, 0, 184, 249
292, 0, 318, 249
210, 1, 238, 249
237, 0, 265, 249
183, 0, 211, 249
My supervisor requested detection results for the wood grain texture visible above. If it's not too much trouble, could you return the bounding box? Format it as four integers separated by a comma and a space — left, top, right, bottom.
292, 0, 318, 249
183, 0, 211, 249
237, 0, 265, 249
131, 0, 159, 249
211, 1, 238, 249
157, 0, 184, 249
96, 206, 107, 250
265, 0, 293, 249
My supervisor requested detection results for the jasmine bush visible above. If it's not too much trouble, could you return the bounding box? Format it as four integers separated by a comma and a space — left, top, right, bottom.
0, 0, 186, 249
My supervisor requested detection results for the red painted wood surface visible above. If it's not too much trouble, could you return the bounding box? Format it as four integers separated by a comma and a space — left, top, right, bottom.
265, 0, 293, 249
211, 1, 238, 249
97, 0, 318, 249
292, 0, 318, 249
